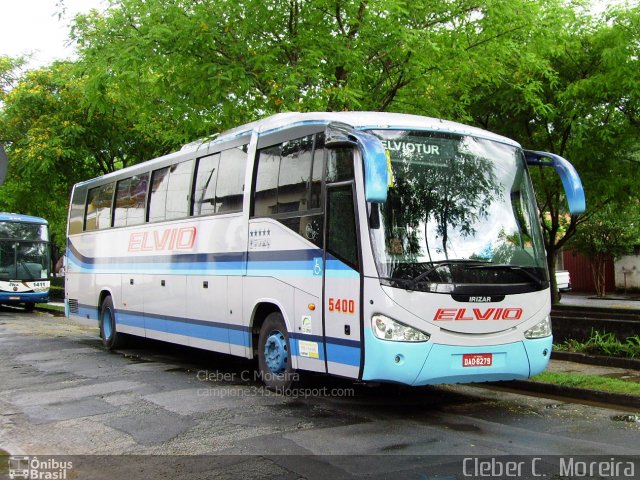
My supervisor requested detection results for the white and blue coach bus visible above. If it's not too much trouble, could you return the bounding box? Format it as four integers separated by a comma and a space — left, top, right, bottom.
0, 213, 50, 310
65, 112, 585, 389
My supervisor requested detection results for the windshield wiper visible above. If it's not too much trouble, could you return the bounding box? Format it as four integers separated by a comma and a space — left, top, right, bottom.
411, 260, 491, 286
465, 264, 544, 288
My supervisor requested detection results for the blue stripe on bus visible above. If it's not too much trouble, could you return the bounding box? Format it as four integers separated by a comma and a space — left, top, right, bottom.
67, 241, 358, 278
71, 304, 359, 365
326, 343, 361, 367
289, 332, 360, 349
76, 304, 99, 320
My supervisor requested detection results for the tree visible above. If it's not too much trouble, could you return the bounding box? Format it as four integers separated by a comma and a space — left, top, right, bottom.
464, 6, 640, 303
3, 0, 639, 275
0, 59, 163, 251
69, 0, 574, 141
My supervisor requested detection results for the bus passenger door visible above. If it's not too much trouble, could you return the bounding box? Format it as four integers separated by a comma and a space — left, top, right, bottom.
323, 184, 362, 378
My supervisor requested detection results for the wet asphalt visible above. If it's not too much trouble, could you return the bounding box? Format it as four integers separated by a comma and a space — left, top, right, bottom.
0, 307, 639, 479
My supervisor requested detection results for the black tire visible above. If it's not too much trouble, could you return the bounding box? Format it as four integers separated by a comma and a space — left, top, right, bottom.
99, 296, 127, 350
257, 312, 296, 391
24, 303, 35, 312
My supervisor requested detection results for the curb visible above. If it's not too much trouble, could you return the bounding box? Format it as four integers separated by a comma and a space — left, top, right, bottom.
487, 352, 640, 409
551, 351, 640, 370
491, 379, 640, 410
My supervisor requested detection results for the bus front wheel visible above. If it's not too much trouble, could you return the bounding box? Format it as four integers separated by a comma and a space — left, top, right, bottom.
257, 312, 295, 391
100, 296, 127, 350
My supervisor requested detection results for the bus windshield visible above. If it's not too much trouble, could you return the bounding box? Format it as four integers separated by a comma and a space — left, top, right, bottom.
0, 221, 49, 242
0, 222, 50, 280
368, 130, 548, 295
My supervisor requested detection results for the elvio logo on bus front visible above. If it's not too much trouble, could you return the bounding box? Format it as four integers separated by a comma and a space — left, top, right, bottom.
433, 308, 523, 321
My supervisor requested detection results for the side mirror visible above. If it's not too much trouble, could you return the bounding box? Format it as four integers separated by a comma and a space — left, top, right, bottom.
326, 123, 388, 203
524, 150, 586, 215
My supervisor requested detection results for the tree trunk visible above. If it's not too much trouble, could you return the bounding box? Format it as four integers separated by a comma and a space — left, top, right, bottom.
591, 254, 607, 298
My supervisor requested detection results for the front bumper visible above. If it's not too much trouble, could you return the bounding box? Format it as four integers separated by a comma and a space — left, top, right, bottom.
362, 329, 552, 386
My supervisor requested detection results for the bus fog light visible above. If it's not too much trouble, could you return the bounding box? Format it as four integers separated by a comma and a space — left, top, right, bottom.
525, 316, 552, 339
372, 315, 430, 342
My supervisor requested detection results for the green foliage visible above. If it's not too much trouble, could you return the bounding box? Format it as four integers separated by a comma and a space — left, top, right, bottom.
48, 284, 65, 300
0, 60, 164, 251
532, 371, 640, 396
463, 5, 640, 302
1, 0, 640, 265
555, 329, 640, 359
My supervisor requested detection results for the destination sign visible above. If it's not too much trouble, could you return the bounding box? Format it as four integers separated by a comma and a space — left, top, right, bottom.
381, 138, 455, 165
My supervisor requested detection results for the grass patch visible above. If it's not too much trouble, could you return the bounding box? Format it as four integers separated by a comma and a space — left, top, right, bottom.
532, 371, 640, 396
36, 303, 65, 313
554, 330, 640, 359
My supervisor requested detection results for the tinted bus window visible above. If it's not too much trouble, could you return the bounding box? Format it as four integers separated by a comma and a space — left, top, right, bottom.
192, 154, 220, 217
114, 174, 149, 227
165, 160, 194, 220
327, 186, 358, 270
216, 147, 247, 213
148, 167, 170, 223
68, 187, 86, 235
326, 148, 354, 183
85, 183, 114, 231
278, 136, 313, 214
310, 133, 324, 209
254, 145, 281, 216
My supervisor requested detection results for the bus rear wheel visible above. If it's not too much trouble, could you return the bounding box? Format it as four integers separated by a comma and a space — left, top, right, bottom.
100, 296, 127, 350
257, 312, 295, 391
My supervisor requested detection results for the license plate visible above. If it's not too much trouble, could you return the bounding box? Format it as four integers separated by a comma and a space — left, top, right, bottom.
462, 353, 493, 367
9, 296, 20, 300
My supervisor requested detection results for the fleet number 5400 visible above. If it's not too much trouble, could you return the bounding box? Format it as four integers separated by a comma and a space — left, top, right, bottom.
328, 298, 355, 314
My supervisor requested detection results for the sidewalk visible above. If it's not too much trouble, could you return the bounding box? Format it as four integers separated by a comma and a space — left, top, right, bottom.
504, 356, 640, 410
559, 292, 640, 310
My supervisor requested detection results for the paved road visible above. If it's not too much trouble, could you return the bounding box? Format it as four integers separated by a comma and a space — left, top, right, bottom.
1, 308, 639, 479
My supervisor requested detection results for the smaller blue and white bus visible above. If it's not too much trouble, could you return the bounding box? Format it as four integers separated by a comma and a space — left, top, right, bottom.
0, 213, 50, 310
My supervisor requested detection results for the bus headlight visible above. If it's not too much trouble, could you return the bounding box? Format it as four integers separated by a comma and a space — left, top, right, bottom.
524, 315, 552, 339
372, 314, 430, 342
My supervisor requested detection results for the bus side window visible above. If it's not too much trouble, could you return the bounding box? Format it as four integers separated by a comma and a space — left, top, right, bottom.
85, 183, 114, 231
68, 187, 86, 235
165, 160, 194, 220
309, 133, 324, 210
216, 146, 247, 213
278, 135, 313, 214
254, 145, 281, 216
114, 174, 149, 227
326, 148, 354, 182
326, 185, 359, 271
148, 167, 170, 223
193, 154, 220, 217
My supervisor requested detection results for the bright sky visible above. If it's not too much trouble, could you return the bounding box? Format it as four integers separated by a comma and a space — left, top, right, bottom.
0, 0, 105, 68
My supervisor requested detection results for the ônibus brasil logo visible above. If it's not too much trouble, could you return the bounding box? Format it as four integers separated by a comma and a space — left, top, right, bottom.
8, 456, 73, 479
